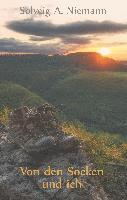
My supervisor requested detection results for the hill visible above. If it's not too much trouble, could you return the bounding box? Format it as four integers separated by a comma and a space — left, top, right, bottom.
66, 52, 120, 71
0, 82, 45, 108
0, 53, 127, 135
0, 52, 126, 72
48, 71, 127, 135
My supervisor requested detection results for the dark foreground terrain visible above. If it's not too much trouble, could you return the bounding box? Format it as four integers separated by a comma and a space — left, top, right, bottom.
0, 104, 109, 200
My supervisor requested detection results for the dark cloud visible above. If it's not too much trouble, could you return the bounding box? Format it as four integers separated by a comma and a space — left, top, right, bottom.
62, 36, 91, 44
30, 35, 92, 45
0, 38, 67, 54
7, 19, 127, 39
30, 36, 53, 42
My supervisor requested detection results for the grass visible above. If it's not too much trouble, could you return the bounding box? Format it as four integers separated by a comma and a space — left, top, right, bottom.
0, 107, 11, 125
62, 122, 127, 199
62, 121, 127, 166
0, 82, 45, 108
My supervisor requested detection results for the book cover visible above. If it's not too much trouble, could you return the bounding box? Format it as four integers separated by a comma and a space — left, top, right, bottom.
0, 0, 127, 199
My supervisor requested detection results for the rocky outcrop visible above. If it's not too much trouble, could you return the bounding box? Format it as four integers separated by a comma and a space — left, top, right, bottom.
0, 104, 109, 200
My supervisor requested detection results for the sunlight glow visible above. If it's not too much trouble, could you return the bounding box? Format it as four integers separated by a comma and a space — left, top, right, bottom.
98, 48, 111, 56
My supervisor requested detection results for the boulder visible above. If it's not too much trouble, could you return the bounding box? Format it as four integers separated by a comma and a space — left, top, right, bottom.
59, 135, 80, 152
24, 136, 56, 155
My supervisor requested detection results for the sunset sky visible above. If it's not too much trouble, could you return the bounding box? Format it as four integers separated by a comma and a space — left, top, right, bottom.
0, 0, 127, 60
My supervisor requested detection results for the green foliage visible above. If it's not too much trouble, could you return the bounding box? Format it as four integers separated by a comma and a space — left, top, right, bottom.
0, 82, 45, 108
0, 55, 127, 135
49, 72, 127, 135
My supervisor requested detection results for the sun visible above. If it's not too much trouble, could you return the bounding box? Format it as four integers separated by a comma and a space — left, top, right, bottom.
98, 48, 111, 56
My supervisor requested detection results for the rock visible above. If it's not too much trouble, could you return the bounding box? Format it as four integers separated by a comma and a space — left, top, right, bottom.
24, 136, 56, 155
0, 123, 7, 132
9, 106, 29, 130
10, 150, 33, 165
59, 135, 80, 152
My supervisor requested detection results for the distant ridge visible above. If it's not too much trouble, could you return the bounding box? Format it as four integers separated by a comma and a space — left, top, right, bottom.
65, 52, 118, 70
0, 51, 126, 71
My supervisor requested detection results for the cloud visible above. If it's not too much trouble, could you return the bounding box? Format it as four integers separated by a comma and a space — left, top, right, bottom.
30, 35, 92, 45
4, 20, 127, 54
61, 36, 91, 44
98, 42, 127, 46
30, 36, 53, 42
0, 38, 68, 54
7, 19, 127, 38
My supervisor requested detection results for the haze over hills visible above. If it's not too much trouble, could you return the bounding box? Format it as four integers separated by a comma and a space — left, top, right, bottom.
64, 52, 120, 70
120, 60, 127, 65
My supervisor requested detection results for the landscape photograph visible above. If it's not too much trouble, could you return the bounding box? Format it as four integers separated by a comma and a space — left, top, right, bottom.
0, 0, 127, 200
